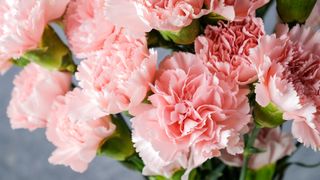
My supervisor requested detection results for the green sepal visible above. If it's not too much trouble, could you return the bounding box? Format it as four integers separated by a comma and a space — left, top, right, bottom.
202, 12, 228, 25
97, 115, 135, 161
254, 102, 284, 128
159, 19, 200, 45
11, 56, 30, 67
277, 0, 317, 24
21, 26, 76, 73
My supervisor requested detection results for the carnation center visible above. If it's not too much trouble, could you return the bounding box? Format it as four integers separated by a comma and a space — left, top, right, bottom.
165, 100, 209, 140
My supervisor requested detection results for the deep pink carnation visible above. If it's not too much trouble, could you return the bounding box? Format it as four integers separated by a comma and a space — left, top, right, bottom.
75, 35, 156, 118
250, 25, 320, 150
131, 52, 250, 178
7, 63, 71, 131
220, 127, 295, 169
195, 17, 264, 85
46, 88, 115, 172
0, 0, 70, 74
64, 0, 123, 57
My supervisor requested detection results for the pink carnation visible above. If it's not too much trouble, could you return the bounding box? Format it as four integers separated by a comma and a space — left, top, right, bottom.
131, 52, 251, 179
250, 25, 320, 150
306, 0, 320, 29
64, 0, 123, 57
205, 0, 270, 21
75, 35, 156, 118
46, 88, 115, 172
0, 0, 70, 74
195, 17, 264, 85
220, 127, 295, 169
105, 0, 209, 36
7, 63, 71, 131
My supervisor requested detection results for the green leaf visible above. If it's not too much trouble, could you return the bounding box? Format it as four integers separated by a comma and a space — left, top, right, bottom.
277, 0, 317, 24
120, 153, 144, 172
148, 169, 201, 180
246, 164, 276, 180
171, 169, 185, 180
254, 102, 284, 128
148, 176, 167, 180
204, 164, 225, 180
159, 19, 200, 45
97, 115, 135, 161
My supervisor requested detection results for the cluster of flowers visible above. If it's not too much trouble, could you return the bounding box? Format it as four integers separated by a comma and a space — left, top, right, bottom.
1, 0, 320, 179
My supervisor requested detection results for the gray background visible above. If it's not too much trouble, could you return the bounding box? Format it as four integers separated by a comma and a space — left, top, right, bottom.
1, 2, 320, 180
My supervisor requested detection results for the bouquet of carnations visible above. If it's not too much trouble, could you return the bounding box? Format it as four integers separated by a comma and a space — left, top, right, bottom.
1, 0, 320, 179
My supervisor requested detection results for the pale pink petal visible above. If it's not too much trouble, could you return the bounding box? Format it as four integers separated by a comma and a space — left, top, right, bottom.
132, 52, 251, 178
7, 63, 71, 131
292, 121, 320, 150
46, 90, 115, 172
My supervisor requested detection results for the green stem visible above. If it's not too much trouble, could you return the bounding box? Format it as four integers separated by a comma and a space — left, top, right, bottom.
239, 126, 261, 180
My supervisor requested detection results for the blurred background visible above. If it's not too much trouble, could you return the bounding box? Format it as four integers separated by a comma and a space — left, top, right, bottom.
1, 1, 320, 180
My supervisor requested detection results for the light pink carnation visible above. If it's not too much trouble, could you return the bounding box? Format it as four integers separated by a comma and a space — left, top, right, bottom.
306, 0, 320, 29
250, 25, 320, 150
220, 127, 295, 169
46, 88, 115, 172
75, 36, 156, 118
0, 0, 70, 74
131, 52, 251, 179
195, 17, 264, 85
205, 0, 269, 21
105, 0, 210, 36
64, 0, 123, 57
7, 63, 71, 131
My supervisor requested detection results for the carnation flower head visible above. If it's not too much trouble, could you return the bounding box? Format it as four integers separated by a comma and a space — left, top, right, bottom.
7, 63, 71, 131
46, 88, 116, 173
64, 0, 123, 57
195, 17, 264, 85
131, 52, 251, 179
75, 35, 156, 118
220, 127, 295, 170
250, 24, 320, 150
105, 0, 210, 36
205, 0, 270, 21
0, 0, 70, 74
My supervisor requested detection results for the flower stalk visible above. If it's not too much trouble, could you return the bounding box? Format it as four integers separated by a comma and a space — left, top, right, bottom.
239, 125, 261, 180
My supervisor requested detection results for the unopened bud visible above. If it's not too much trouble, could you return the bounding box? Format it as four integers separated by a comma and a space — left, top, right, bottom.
277, 0, 317, 24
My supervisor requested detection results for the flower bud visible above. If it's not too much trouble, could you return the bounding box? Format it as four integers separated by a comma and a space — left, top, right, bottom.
98, 115, 135, 161
254, 102, 284, 128
16, 26, 76, 73
277, 0, 317, 23
159, 19, 200, 45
